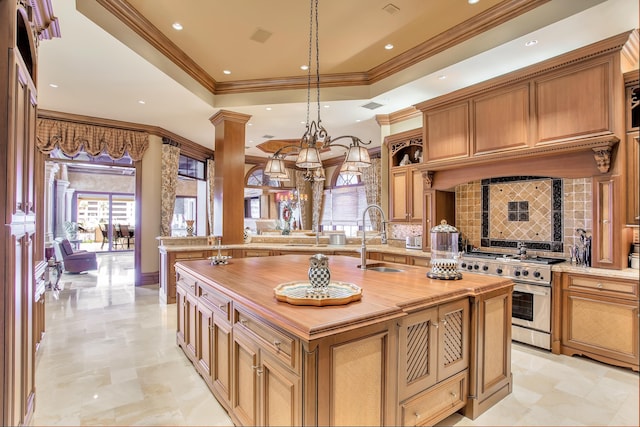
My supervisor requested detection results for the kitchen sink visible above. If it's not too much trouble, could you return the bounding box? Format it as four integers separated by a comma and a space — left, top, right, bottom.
359, 263, 404, 273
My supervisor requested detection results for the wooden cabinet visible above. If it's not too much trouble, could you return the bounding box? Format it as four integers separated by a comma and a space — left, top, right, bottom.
233, 308, 302, 427
160, 249, 215, 304
561, 273, 639, 371
423, 190, 455, 250
398, 300, 469, 407
391, 167, 424, 222
386, 128, 424, 223
592, 175, 619, 268
624, 72, 639, 225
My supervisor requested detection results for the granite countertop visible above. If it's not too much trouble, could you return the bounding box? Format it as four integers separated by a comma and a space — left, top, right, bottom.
552, 263, 639, 280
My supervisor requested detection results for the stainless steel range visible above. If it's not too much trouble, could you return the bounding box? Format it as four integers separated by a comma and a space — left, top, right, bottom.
458, 251, 565, 350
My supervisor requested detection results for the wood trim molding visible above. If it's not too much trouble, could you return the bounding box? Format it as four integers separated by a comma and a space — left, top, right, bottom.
137, 271, 159, 286
383, 128, 423, 148
29, 0, 61, 40
94, 0, 550, 95
376, 107, 421, 126
415, 31, 634, 111
94, 0, 216, 93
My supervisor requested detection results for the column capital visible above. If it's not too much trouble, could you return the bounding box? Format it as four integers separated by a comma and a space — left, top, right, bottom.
209, 110, 252, 126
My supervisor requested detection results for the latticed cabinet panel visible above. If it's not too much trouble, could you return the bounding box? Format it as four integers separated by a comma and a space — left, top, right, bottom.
398, 307, 438, 400
438, 299, 469, 381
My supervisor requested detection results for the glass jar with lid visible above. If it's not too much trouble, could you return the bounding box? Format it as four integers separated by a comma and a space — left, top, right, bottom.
427, 220, 462, 280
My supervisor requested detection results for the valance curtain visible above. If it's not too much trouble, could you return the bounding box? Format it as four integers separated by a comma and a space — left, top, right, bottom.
361, 158, 382, 231
36, 118, 149, 160
160, 144, 180, 236
206, 159, 215, 236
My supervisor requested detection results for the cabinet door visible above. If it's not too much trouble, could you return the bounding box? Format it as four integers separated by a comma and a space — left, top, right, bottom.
233, 329, 260, 426
176, 285, 187, 348
410, 168, 423, 221
197, 301, 213, 379
626, 132, 639, 225
391, 169, 409, 221
562, 290, 639, 367
185, 292, 198, 362
212, 316, 232, 406
592, 176, 618, 268
398, 307, 438, 400
259, 351, 302, 427
437, 299, 469, 381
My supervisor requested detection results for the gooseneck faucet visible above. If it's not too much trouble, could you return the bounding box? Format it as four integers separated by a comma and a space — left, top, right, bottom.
360, 204, 387, 270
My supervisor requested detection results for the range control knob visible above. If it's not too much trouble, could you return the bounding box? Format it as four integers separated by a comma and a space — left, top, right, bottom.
514, 270, 521, 277
467, 265, 473, 271
482, 265, 489, 271
522, 270, 529, 277
473, 264, 479, 270
533, 271, 541, 278
496, 267, 503, 274
461, 262, 467, 268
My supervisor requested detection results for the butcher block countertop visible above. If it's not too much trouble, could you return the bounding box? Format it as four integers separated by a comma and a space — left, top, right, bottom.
175, 254, 513, 341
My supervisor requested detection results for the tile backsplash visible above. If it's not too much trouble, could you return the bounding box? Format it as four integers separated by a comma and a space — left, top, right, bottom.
455, 177, 593, 258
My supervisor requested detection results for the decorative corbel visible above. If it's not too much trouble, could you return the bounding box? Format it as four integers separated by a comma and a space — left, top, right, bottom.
592, 146, 612, 173
422, 171, 434, 189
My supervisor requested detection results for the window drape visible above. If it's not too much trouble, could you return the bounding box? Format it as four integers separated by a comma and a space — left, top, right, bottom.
361, 158, 382, 230
160, 143, 180, 236
311, 170, 325, 233
36, 118, 149, 161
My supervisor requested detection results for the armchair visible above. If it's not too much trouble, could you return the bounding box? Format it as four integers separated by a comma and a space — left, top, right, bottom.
53, 238, 98, 273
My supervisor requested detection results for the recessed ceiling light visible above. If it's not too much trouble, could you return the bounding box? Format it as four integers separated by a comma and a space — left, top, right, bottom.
49, 83, 58, 88
384, 43, 394, 50
223, 70, 231, 75
172, 22, 183, 30
356, 119, 361, 123
323, 105, 330, 109
300, 65, 309, 71
525, 39, 538, 47
138, 100, 145, 104
438, 75, 447, 80
266, 107, 272, 111
468, 0, 480, 4
248, 123, 253, 126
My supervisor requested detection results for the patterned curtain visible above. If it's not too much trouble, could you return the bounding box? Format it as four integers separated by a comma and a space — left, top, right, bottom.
294, 171, 308, 229
361, 158, 382, 231
160, 143, 180, 236
206, 159, 215, 236
36, 118, 149, 160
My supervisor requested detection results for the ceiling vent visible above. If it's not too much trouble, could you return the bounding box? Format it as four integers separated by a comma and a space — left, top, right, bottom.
382, 4, 400, 15
250, 28, 273, 43
361, 101, 384, 110
262, 134, 275, 139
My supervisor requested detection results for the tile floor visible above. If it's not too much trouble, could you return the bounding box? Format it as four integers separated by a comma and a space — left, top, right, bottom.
32, 253, 639, 426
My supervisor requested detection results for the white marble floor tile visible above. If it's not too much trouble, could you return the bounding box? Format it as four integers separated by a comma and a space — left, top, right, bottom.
32, 253, 639, 426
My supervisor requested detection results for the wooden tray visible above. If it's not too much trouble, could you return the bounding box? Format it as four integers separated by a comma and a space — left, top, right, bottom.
274, 281, 362, 306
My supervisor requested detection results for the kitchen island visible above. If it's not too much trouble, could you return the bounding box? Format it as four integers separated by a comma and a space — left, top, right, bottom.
175, 254, 513, 426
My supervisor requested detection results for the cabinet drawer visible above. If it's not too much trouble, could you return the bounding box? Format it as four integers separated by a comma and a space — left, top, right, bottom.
176, 273, 198, 296
380, 253, 408, 264
401, 370, 467, 427
200, 286, 231, 322
175, 251, 210, 260
242, 249, 272, 257
235, 308, 298, 371
566, 275, 638, 298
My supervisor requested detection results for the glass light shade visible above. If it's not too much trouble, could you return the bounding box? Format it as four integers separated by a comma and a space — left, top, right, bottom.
296, 146, 322, 169
264, 157, 288, 179
343, 145, 371, 168
339, 162, 361, 175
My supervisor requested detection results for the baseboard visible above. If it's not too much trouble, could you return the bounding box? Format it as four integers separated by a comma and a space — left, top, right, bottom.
137, 271, 159, 286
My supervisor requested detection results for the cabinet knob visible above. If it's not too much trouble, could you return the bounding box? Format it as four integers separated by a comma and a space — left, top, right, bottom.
596, 283, 603, 288
202, 292, 208, 297
273, 340, 281, 351
414, 412, 421, 420
218, 304, 226, 310
240, 319, 248, 326
450, 392, 457, 398
252, 365, 263, 376
432, 322, 439, 329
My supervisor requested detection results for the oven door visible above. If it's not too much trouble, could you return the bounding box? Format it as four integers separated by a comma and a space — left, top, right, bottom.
512, 282, 551, 333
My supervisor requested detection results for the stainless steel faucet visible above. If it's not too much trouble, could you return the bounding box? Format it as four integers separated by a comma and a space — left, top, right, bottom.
360, 204, 387, 269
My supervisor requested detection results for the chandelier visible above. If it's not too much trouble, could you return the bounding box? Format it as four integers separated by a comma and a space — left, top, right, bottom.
264, 0, 372, 183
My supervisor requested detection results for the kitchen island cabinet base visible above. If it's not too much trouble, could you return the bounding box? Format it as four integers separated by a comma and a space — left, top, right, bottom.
174, 256, 513, 426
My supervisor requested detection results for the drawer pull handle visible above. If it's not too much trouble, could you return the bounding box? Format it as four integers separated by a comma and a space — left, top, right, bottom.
240, 319, 248, 326
218, 304, 226, 310
252, 365, 263, 376
450, 392, 456, 398
202, 293, 208, 297
273, 340, 281, 351
597, 283, 603, 289
415, 412, 421, 420
432, 322, 439, 329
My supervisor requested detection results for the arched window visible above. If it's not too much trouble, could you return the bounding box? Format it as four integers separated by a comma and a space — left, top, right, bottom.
320, 164, 367, 237
246, 166, 283, 188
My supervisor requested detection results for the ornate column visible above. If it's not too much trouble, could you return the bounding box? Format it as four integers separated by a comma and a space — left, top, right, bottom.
44, 162, 59, 245
209, 110, 251, 244
54, 164, 70, 238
